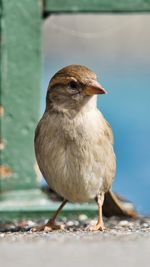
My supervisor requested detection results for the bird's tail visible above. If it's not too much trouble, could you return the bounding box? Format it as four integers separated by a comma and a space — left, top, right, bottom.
103, 190, 138, 218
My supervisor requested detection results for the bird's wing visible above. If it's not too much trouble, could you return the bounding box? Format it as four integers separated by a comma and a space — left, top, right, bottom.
98, 113, 116, 192
105, 121, 114, 144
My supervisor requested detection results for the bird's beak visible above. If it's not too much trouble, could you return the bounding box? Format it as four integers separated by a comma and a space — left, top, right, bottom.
84, 80, 107, 96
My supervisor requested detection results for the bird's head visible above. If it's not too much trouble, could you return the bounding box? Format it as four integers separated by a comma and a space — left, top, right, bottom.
46, 65, 107, 112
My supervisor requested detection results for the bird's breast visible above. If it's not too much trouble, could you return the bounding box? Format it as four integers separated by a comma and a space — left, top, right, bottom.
35, 110, 114, 202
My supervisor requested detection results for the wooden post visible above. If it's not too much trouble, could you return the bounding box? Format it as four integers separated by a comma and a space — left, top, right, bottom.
44, 0, 150, 13
0, 0, 51, 220
0, 0, 41, 191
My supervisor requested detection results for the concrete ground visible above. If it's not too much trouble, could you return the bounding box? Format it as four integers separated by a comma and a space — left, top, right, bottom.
0, 217, 150, 267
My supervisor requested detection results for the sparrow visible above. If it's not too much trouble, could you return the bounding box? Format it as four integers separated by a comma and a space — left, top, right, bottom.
33, 64, 116, 232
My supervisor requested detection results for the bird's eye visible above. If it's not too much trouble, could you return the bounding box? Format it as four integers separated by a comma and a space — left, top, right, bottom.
69, 81, 78, 90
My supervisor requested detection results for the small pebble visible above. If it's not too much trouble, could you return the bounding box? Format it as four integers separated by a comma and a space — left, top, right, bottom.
89, 220, 97, 226
27, 220, 36, 227
78, 214, 88, 221
66, 221, 74, 227
118, 220, 130, 227
0, 233, 5, 238
142, 223, 149, 228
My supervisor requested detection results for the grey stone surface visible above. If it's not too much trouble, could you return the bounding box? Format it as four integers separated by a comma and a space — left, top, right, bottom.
0, 217, 150, 267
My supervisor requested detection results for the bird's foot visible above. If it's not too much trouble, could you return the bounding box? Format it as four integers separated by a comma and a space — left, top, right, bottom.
32, 220, 65, 232
87, 222, 105, 232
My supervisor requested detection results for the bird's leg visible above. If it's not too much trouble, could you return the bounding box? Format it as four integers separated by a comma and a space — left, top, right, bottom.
32, 199, 68, 232
89, 192, 105, 231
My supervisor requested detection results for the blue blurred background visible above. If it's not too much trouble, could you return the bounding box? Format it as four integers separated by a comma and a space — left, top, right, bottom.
41, 14, 150, 215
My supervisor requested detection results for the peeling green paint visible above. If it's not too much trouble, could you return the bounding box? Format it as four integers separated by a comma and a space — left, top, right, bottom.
0, 0, 41, 191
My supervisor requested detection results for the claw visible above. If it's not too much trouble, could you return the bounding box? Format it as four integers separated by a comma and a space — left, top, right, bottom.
32, 222, 65, 232
31, 200, 67, 232
88, 223, 105, 232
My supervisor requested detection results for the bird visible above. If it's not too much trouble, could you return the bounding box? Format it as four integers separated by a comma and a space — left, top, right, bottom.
33, 64, 117, 232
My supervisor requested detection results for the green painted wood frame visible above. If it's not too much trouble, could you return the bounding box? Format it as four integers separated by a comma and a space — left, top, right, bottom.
44, 0, 150, 13
0, 0, 150, 220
